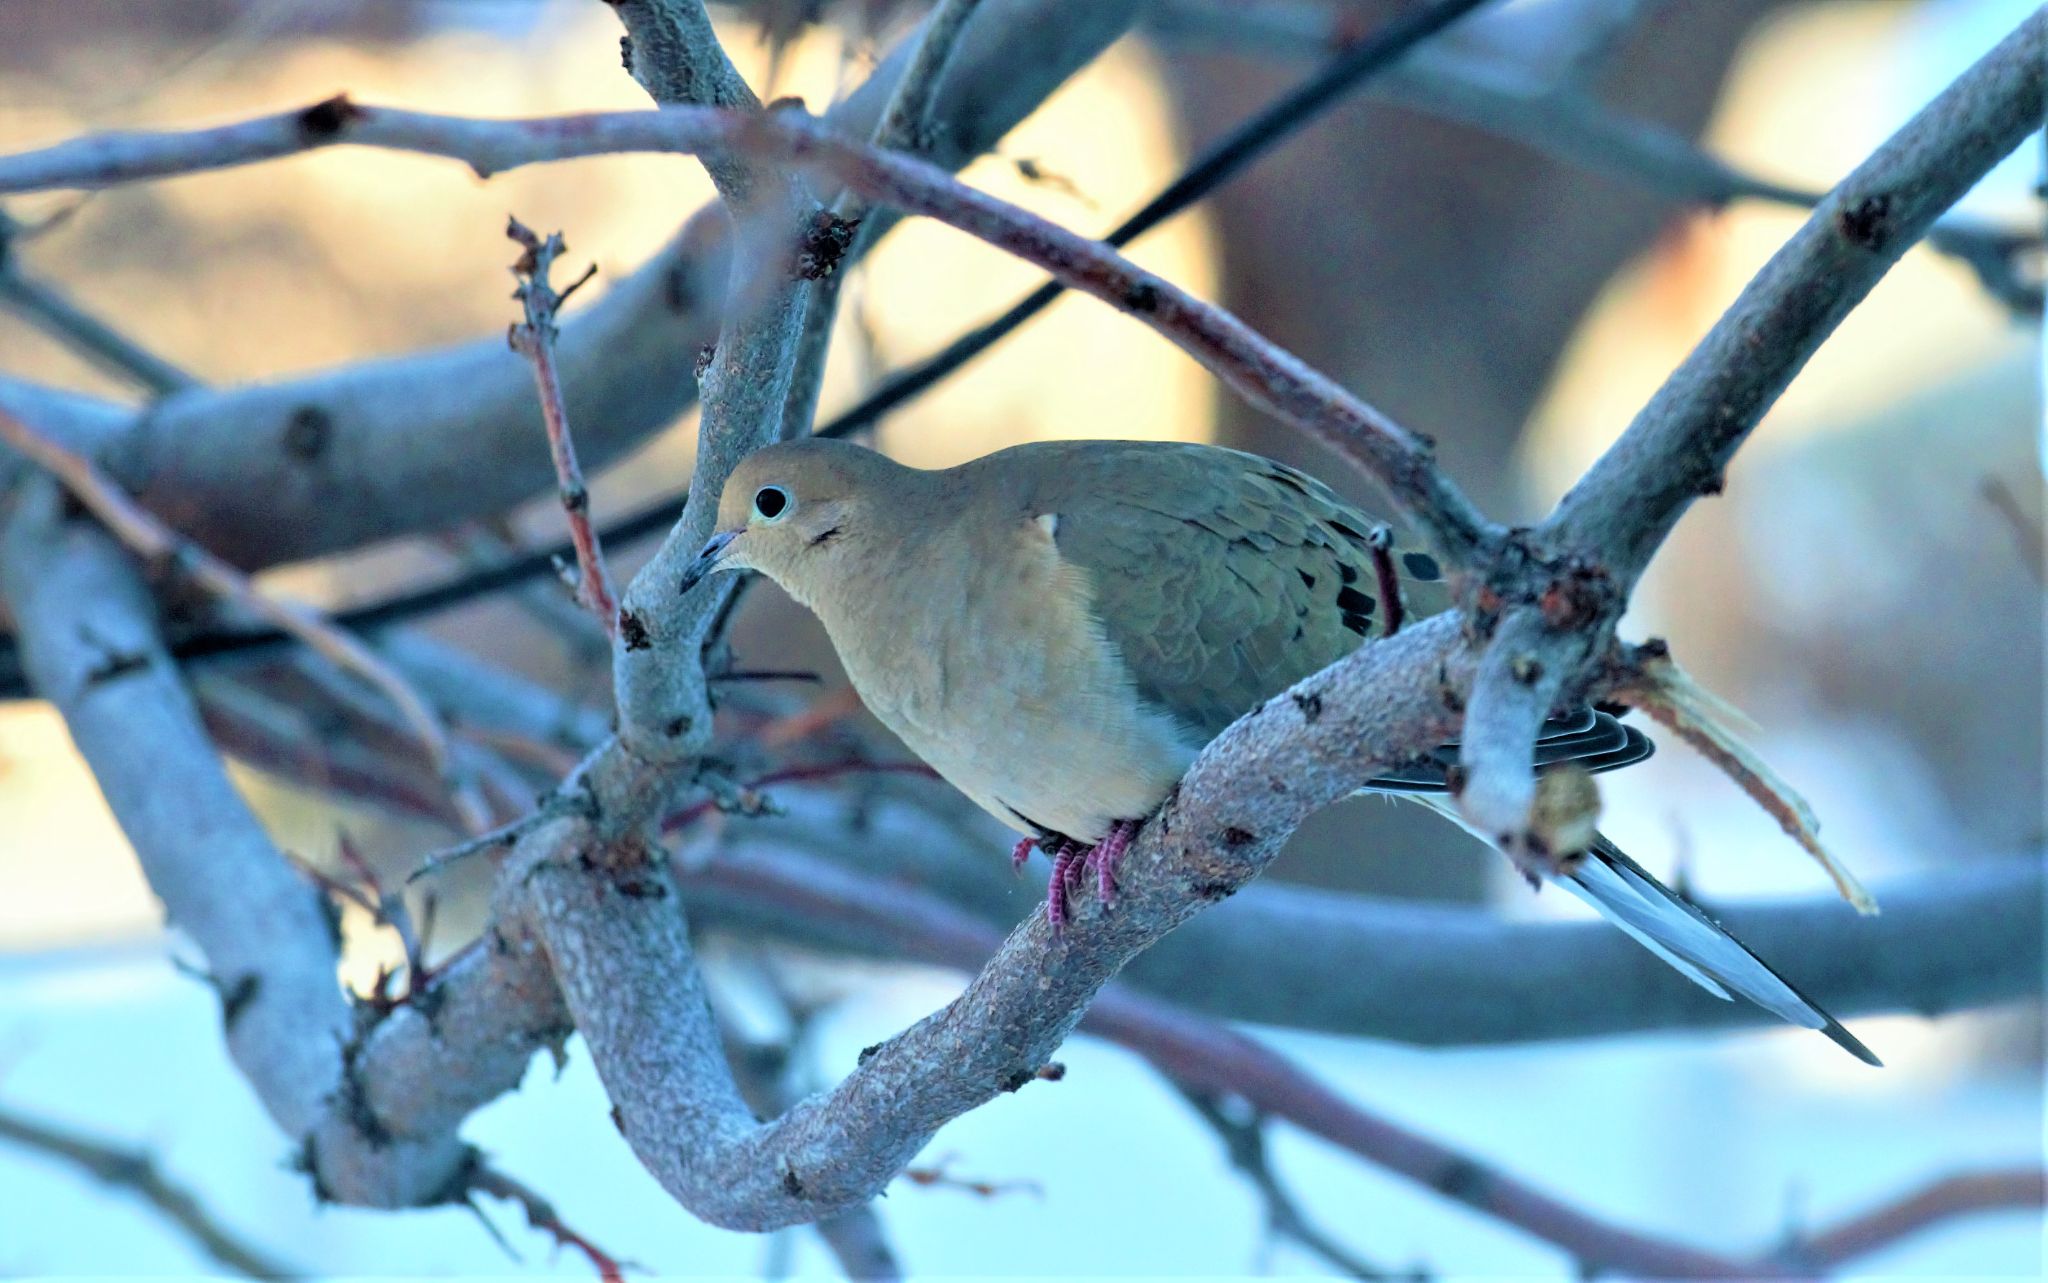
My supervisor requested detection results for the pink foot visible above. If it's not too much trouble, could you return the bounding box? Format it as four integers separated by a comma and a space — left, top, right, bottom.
1037, 820, 1143, 931
1010, 835, 1038, 874
1044, 843, 1082, 933
1086, 819, 1140, 906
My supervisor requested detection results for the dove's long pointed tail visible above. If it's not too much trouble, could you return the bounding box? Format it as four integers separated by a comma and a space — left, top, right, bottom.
1401, 790, 1878, 1065
1559, 835, 1879, 1065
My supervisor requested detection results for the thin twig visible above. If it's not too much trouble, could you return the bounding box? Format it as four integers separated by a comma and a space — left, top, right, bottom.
468, 1164, 632, 1283
506, 217, 619, 640
0, 1103, 301, 1278
899, 1152, 1043, 1201
1611, 643, 1875, 913
1981, 475, 2046, 585
664, 759, 939, 831
0, 405, 486, 829
1781, 1169, 2047, 1270
0, 210, 197, 395
1178, 1089, 1420, 1280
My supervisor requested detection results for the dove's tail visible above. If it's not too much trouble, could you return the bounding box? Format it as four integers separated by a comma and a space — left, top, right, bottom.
1560, 835, 1879, 1065
1398, 790, 1879, 1066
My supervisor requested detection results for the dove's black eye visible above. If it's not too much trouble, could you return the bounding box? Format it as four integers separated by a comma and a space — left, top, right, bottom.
753, 486, 791, 521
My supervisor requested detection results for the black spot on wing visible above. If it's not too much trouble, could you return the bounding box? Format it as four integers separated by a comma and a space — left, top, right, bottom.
1401, 552, 1442, 581
1335, 586, 1375, 616
1297, 568, 1317, 589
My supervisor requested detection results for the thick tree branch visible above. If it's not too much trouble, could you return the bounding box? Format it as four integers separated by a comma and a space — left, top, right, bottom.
510, 614, 1469, 1231
668, 842, 2039, 1277
690, 837, 2043, 1047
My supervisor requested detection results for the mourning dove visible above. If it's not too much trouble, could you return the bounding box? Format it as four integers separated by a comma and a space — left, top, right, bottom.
681, 438, 1876, 1064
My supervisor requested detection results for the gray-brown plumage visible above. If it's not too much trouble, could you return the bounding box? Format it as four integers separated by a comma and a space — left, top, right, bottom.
681, 438, 1875, 1064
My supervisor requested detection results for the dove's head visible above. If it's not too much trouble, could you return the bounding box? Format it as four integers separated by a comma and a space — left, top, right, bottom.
679, 439, 914, 607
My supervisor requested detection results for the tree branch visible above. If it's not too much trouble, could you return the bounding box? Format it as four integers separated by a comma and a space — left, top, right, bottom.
505, 219, 619, 641
0, 97, 1496, 556
1456, 10, 2045, 848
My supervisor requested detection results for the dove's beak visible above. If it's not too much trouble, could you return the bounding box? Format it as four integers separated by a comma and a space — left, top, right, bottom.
678, 530, 739, 596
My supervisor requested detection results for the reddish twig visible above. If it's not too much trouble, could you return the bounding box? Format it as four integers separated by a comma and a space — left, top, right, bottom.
899, 1152, 1043, 1200
506, 217, 618, 639
1611, 642, 1874, 913
468, 1164, 631, 1283
1784, 1169, 2046, 1270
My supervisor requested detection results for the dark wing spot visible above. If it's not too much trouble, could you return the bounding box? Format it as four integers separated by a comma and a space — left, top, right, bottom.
1342, 613, 1373, 636
1336, 586, 1375, 616
1330, 519, 1370, 543
1337, 562, 1359, 584
1291, 623, 1305, 641
1296, 568, 1317, 589
1402, 552, 1442, 581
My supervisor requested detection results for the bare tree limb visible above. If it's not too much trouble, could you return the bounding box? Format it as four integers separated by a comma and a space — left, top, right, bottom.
1783, 1169, 2048, 1272
668, 841, 2041, 1277
692, 826, 2044, 1048
1146, 0, 2041, 312
0, 481, 470, 1206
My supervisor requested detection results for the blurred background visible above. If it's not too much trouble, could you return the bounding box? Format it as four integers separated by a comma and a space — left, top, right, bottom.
0, 0, 2041, 1275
